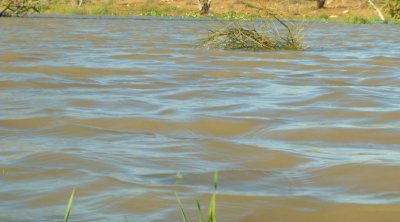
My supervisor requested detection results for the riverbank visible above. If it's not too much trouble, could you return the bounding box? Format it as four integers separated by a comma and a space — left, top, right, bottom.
37, 0, 391, 23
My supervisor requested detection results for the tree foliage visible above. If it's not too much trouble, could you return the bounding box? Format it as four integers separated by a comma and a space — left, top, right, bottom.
0, 0, 39, 16
384, 0, 400, 19
316, 0, 325, 9
197, 0, 212, 15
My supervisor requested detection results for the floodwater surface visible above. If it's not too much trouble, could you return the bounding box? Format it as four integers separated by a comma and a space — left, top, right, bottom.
0, 16, 400, 222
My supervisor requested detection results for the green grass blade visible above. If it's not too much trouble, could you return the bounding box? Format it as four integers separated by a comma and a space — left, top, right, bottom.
208, 172, 218, 222
208, 193, 216, 222
196, 198, 204, 222
64, 187, 75, 222
213, 172, 218, 191
175, 192, 188, 222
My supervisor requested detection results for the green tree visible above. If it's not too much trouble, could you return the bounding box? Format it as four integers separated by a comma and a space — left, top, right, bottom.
197, 0, 212, 15
0, 0, 39, 16
316, 0, 325, 8
385, 0, 400, 19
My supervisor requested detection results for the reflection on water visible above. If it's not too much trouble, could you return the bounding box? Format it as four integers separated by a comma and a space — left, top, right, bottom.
1, 16, 400, 221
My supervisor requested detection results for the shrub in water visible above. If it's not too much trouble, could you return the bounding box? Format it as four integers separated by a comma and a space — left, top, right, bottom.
201, 20, 304, 51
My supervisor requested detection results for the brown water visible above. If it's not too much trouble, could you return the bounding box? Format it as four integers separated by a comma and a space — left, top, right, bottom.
1, 16, 400, 222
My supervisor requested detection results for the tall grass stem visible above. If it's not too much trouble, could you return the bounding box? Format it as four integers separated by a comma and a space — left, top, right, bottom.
64, 187, 75, 222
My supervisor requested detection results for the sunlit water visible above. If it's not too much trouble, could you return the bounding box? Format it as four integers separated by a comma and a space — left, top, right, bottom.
1, 16, 400, 222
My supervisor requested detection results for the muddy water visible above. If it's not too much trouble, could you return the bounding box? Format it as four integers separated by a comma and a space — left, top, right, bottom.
1, 16, 400, 222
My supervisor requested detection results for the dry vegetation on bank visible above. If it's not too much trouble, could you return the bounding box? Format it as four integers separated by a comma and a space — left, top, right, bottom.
2, 0, 399, 23
0, 0, 39, 16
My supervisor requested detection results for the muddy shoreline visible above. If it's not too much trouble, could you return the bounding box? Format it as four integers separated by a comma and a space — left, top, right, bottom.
36, 0, 388, 22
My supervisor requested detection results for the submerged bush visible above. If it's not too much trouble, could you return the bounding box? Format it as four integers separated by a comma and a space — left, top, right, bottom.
201, 20, 305, 51
201, 1, 305, 51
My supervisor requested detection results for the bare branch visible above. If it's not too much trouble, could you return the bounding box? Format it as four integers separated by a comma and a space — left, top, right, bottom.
367, 0, 386, 21
196, 0, 202, 10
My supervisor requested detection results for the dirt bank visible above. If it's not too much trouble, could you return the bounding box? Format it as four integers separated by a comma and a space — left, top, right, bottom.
42, 0, 387, 21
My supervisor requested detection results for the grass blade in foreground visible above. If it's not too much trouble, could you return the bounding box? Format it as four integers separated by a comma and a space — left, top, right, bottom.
64, 187, 75, 222
175, 172, 218, 222
208, 172, 218, 222
176, 192, 188, 222
197, 198, 204, 222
